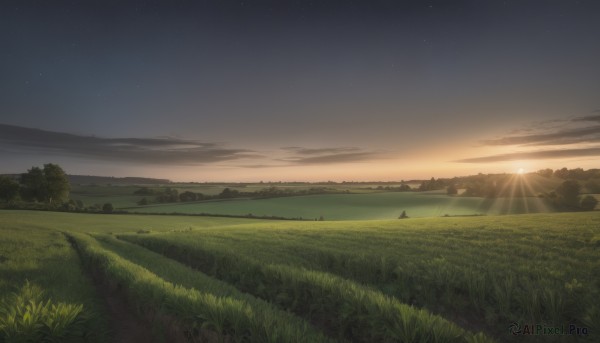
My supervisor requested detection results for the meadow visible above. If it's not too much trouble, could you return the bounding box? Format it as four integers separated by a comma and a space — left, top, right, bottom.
1, 210, 598, 342
68, 174, 589, 220
128, 191, 554, 220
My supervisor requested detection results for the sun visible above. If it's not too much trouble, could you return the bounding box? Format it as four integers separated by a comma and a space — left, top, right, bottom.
517, 168, 525, 175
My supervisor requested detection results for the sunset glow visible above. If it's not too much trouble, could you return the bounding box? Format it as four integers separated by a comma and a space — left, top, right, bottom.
1, 1, 599, 181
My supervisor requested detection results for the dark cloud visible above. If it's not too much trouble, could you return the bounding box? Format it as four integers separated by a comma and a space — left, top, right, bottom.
485, 111, 600, 146
456, 147, 600, 163
572, 114, 600, 123
462, 112, 600, 163
481, 125, 600, 146
0, 124, 258, 164
280, 146, 381, 165
281, 147, 362, 155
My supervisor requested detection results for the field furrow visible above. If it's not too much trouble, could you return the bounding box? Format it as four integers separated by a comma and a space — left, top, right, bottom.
67, 231, 334, 343
118, 212, 600, 342
121, 233, 495, 343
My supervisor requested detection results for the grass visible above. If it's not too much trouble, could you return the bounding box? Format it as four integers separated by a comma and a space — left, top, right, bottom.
68, 232, 334, 342
128, 191, 554, 220
1, 209, 598, 342
120, 212, 600, 342
0, 218, 109, 341
120, 233, 493, 342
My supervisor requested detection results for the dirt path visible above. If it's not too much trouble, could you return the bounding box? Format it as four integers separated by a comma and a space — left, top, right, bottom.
66, 234, 165, 342
95, 281, 158, 343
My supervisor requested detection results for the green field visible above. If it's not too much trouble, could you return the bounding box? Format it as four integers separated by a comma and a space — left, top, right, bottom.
129, 191, 555, 220
1, 210, 598, 342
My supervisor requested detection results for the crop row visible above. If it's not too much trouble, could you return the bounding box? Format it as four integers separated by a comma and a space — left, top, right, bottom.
68, 232, 333, 343
119, 215, 600, 341
192, 228, 595, 324
120, 233, 494, 343
0, 224, 108, 342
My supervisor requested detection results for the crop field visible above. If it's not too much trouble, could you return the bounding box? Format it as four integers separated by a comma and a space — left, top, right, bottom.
1, 210, 598, 342
68, 182, 423, 209
130, 191, 555, 220
0, 218, 109, 341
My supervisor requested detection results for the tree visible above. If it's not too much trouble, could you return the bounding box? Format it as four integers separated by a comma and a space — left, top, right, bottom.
554, 167, 569, 179
555, 180, 581, 209
398, 184, 411, 191
537, 168, 553, 178
20, 167, 47, 202
179, 191, 197, 202
399, 210, 408, 219
43, 163, 70, 204
446, 184, 457, 195
102, 203, 114, 214
580, 196, 598, 211
585, 180, 600, 193
133, 187, 154, 195
137, 197, 148, 205
0, 176, 20, 201
19, 164, 69, 204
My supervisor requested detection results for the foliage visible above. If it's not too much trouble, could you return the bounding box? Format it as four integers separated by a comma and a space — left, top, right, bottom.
446, 184, 457, 195
419, 177, 446, 191
0, 176, 20, 202
121, 233, 490, 343
584, 180, 600, 193
553, 167, 600, 180
133, 187, 155, 195
3, 210, 600, 342
155, 187, 179, 203
0, 282, 87, 342
553, 180, 586, 210
102, 203, 113, 214
19, 164, 69, 204
20, 167, 47, 202
68, 232, 333, 343
580, 195, 598, 211
43, 164, 70, 205
118, 212, 600, 341
0, 221, 109, 342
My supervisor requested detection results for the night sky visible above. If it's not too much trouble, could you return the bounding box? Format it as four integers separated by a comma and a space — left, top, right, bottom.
1, 0, 599, 181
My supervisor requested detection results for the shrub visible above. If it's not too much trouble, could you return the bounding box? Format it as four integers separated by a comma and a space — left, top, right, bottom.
0, 281, 88, 342
102, 203, 113, 214
580, 195, 598, 211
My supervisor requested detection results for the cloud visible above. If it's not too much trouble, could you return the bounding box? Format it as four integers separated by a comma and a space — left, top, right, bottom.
0, 124, 259, 164
459, 111, 600, 163
281, 146, 362, 155
481, 125, 600, 146
279, 146, 381, 165
455, 147, 600, 163
572, 114, 600, 123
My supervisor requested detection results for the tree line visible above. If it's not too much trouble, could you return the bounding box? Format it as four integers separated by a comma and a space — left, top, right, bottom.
0, 164, 69, 205
0, 164, 117, 213
134, 186, 348, 205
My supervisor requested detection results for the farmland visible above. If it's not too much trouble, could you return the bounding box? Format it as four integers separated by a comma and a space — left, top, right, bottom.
128, 191, 555, 220
1, 210, 598, 342
65, 174, 598, 220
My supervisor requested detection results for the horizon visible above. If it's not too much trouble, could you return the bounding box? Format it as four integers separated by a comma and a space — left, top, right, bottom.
0, 168, 587, 185
1, 1, 599, 182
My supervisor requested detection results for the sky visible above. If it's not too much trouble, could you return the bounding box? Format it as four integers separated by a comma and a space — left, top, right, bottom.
1, 0, 599, 182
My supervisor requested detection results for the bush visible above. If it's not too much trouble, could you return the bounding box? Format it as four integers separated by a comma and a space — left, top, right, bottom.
102, 203, 113, 214
0, 282, 88, 341
446, 184, 457, 195
580, 195, 598, 211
